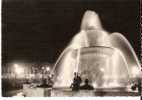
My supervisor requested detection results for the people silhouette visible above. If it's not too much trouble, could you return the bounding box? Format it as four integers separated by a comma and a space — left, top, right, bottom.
70, 72, 82, 91
80, 79, 94, 90
76, 73, 82, 86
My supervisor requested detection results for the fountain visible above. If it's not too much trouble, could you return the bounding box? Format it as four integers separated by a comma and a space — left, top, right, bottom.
52, 10, 141, 89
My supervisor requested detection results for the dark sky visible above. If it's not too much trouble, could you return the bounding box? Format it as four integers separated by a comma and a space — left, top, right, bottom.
2, 0, 140, 64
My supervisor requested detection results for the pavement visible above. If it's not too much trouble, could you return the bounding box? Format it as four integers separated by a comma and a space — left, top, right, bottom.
3, 89, 23, 97
3, 87, 140, 97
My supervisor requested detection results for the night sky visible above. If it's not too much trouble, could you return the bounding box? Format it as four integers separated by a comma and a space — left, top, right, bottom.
2, 0, 140, 65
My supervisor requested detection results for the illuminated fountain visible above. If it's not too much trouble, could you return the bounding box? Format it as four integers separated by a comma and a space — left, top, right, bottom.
52, 10, 141, 89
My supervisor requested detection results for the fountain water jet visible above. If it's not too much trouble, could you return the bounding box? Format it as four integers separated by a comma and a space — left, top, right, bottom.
52, 10, 141, 88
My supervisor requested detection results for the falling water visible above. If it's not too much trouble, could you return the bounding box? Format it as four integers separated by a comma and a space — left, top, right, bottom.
109, 33, 141, 75
53, 10, 141, 88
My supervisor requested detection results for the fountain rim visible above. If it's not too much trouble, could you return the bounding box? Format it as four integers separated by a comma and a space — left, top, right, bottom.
78, 46, 115, 50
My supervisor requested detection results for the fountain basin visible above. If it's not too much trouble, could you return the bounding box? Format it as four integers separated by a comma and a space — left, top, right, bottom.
54, 46, 131, 88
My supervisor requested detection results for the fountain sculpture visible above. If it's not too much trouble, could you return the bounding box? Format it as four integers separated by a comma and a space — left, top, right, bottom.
52, 10, 141, 88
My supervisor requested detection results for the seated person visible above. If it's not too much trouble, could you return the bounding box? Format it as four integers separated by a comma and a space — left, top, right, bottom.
80, 79, 94, 90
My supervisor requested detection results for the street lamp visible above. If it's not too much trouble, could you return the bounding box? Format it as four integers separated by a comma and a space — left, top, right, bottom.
46, 66, 50, 72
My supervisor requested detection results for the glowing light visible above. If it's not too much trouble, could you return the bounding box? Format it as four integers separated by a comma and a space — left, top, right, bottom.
100, 68, 105, 72
93, 83, 97, 87
14, 64, 18, 68
46, 67, 50, 71
14, 64, 24, 75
